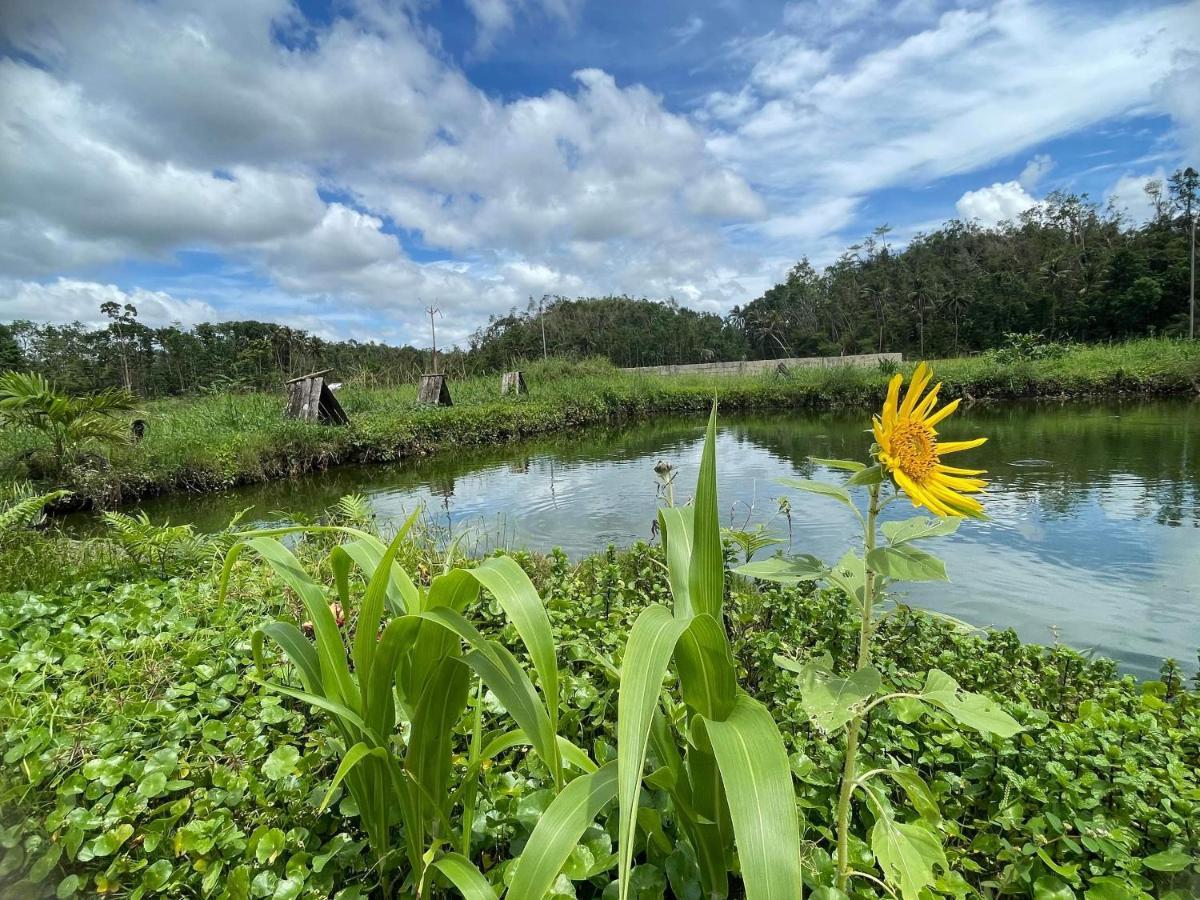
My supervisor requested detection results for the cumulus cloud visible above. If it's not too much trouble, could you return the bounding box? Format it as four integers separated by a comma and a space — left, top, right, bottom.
0, 0, 770, 340
956, 181, 1040, 226
0, 0, 1197, 343
0, 279, 216, 329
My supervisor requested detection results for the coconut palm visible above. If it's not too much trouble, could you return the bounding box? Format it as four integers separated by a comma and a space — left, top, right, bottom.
0, 371, 138, 474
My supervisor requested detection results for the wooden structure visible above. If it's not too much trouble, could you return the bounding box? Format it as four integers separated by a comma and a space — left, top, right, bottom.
501, 371, 527, 396
285, 370, 349, 425
417, 373, 452, 406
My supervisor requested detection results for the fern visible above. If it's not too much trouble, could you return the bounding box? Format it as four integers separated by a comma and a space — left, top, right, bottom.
0, 483, 71, 532
328, 493, 374, 527
102, 510, 207, 575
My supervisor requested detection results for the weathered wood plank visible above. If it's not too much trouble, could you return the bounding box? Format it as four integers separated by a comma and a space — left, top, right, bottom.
501, 371, 527, 396
285, 373, 349, 425
417, 373, 452, 406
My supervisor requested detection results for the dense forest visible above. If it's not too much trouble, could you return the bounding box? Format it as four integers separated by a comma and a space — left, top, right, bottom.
2, 169, 1195, 397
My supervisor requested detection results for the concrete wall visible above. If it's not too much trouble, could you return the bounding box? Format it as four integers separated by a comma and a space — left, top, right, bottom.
621, 352, 902, 377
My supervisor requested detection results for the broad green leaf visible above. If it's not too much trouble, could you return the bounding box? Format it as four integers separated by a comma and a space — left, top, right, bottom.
431, 853, 499, 900
674, 613, 736, 721
704, 693, 804, 900
776, 477, 854, 510
461, 641, 558, 780
617, 604, 690, 900
863, 783, 945, 900
734, 555, 826, 586
509, 762, 618, 900
793, 652, 880, 732
468, 557, 560, 748
407, 657, 471, 840
263, 745, 300, 780
92, 824, 134, 858
882, 516, 962, 544
880, 768, 942, 825
826, 551, 866, 607
1037, 848, 1080, 879
237, 537, 357, 711
1141, 848, 1194, 872
918, 670, 1022, 738
1033, 876, 1077, 900
866, 545, 949, 582
1083, 877, 1137, 900
657, 506, 695, 614
808, 456, 866, 471
687, 404, 724, 621
847, 464, 884, 486
253, 622, 321, 694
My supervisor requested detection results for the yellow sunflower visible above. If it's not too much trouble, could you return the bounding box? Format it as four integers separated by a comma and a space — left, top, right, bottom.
873, 362, 988, 518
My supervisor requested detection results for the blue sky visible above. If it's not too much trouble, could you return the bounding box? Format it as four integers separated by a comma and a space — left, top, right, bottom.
1, 0, 1197, 345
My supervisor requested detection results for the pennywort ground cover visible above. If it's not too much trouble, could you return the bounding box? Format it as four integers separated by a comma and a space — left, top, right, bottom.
1, 538, 1197, 898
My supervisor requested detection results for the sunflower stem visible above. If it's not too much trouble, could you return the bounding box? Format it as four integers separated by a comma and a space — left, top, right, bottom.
835, 479, 881, 893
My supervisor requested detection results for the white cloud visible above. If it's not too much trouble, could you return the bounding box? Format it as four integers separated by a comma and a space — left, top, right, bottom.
671, 15, 705, 45
465, 0, 583, 53
1019, 153, 1055, 190
1107, 169, 1167, 226
0, 2, 769, 340
0, 278, 217, 329
709, 0, 1199, 255
956, 181, 1040, 226
0, 0, 1198, 344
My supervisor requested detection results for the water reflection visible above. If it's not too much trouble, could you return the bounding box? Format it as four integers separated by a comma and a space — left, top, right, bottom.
116, 399, 1198, 676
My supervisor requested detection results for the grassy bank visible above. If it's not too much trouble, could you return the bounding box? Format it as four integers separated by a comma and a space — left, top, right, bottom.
1, 527, 1197, 899
3, 339, 1198, 508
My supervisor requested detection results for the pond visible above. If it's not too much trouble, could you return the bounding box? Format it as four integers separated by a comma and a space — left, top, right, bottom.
124, 399, 1199, 678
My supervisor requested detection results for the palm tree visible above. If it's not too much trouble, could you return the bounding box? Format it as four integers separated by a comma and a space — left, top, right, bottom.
0, 371, 138, 474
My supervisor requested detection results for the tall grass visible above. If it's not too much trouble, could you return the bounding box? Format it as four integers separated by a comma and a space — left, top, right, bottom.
3, 340, 1197, 507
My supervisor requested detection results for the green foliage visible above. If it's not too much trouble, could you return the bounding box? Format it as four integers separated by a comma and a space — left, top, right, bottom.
0, 370, 137, 475
735, 179, 1200, 359
1, 529, 1198, 898
0, 482, 70, 532
2, 339, 1198, 509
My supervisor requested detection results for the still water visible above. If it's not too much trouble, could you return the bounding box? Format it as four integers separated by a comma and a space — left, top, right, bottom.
130, 400, 1199, 677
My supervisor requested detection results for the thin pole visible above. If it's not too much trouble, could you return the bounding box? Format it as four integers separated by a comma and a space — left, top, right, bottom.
540, 297, 548, 360
1190, 212, 1195, 340
426, 304, 441, 374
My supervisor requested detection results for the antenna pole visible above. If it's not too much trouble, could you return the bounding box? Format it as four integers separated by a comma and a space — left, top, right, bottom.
426, 303, 441, 374
539, 296, 548, 360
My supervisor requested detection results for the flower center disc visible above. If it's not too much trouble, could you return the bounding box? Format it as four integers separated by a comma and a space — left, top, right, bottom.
891, 419, 938, 482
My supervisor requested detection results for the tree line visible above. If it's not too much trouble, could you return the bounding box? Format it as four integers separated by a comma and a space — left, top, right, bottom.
733, 168, 1197, 359
1, 168, 1195, 397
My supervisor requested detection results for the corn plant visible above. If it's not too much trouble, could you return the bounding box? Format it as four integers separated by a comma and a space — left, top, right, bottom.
617, 405, 805, 899
219, 514, 620, 897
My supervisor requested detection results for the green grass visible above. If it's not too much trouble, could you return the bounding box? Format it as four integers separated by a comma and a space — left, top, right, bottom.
3, 340, 1198, 507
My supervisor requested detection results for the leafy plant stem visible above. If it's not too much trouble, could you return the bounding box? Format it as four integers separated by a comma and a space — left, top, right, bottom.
835, 479, 882, 892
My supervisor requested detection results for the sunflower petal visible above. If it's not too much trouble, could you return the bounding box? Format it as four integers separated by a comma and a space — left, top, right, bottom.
937, 437, 987, 455
883, 373, 902, 427
899, 363, 931, 417
924, 397, 961, 429
934, 464, 985, 476
914, 383, 942, 419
